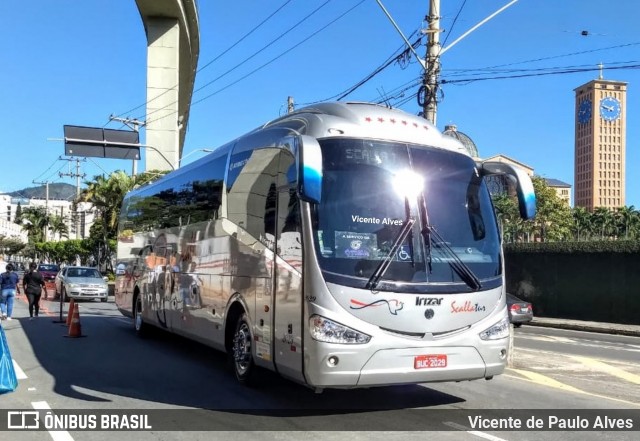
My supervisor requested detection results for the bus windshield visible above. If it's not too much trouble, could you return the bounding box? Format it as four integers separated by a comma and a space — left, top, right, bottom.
312, 138, 500, 292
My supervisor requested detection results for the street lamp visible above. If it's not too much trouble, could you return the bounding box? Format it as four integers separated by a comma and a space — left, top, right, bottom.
174, 148, 213, 168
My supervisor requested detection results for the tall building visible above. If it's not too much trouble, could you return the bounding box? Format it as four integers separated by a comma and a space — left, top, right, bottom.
574, 74, 627, 211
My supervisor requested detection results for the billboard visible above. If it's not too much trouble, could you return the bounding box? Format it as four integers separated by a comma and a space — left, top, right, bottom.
63, 125, 140, 160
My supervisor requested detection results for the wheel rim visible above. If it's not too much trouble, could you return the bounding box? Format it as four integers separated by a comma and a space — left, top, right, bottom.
232, 322, 252, 375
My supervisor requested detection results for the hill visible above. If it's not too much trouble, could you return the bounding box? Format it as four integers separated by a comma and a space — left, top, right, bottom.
7, 183, 77, 200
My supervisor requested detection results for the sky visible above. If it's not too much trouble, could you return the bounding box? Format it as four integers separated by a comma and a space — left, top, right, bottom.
1, 0, 639, 207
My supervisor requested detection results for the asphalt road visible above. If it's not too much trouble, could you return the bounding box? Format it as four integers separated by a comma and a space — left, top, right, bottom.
1, 294, 639, 441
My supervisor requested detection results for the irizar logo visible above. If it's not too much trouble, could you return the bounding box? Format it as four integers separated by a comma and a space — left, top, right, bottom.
415, 297, 443, 306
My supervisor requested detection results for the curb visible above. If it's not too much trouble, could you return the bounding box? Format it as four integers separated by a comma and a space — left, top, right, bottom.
527, 319, 640, 338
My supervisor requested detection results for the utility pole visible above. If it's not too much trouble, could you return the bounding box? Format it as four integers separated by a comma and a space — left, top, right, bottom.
287, 96, 295, 114
59, 157, 86, 239
109, 115, 146, 176
422, 0, 442, 125
376, 0, 519, 126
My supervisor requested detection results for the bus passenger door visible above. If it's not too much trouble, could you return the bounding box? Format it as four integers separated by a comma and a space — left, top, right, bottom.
273, 156, 304, 382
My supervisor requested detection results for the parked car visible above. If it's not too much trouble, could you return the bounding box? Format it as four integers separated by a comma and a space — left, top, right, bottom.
506, 293, 533, 327
37, 263, 60, 282
54, 266, 108, 302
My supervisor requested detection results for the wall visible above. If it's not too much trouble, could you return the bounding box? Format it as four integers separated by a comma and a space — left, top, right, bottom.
505, 251, 640, 325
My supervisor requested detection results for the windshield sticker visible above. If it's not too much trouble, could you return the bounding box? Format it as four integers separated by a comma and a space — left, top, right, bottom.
335, 232, 377, 259
450, 300, 486, 313
350, 298, 404, 315
351, 215, 404, 225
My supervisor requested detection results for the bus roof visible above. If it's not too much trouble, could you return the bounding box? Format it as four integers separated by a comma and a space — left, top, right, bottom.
262, 102, 469, 155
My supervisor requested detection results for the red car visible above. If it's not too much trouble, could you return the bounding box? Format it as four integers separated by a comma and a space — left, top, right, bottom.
37, 263, 60, 282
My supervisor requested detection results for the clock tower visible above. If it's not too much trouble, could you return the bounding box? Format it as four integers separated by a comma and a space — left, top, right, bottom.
574, 72, 627, 211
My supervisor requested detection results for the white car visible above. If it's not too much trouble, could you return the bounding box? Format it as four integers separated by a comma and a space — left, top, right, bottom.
55, 266, 109, 302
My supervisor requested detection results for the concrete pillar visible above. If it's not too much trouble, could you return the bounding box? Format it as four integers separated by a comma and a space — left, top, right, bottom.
145, 17, 180, 171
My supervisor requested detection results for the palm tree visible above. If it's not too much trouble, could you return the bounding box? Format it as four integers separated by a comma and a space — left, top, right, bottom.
21, 206, 51, 243
592, 207, 615, 240
572, 206, 591, 240
49, 214, 70, 240
614, 205, 639, 239
79, 171, 137, 239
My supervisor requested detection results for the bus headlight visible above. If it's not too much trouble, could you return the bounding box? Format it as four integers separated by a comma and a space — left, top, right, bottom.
309, 315, 371, 344
479, 317, 510, 341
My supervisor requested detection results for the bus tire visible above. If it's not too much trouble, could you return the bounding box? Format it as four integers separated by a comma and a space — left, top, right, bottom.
134, 294, 150, 338
231, 313, 255, 385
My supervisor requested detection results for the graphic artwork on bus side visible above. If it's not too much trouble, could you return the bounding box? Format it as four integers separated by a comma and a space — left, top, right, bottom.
350, 298, 404, 315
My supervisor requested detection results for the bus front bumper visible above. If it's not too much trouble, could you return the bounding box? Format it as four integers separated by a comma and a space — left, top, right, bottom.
304, 342, 508, 388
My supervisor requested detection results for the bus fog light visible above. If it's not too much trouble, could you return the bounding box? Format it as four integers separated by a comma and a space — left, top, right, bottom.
500, 349, 507, 360
327, 356, 339, 367
479, 318, 509, 341
309, 315, 371, 344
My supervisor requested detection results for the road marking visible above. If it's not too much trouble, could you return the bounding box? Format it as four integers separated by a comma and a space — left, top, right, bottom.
504, 371, 640, 407
508, 368, 583, 393
443, 421, 509, 441
12, 359, 27, 379
569, 355, 640, 384
516, 334, 640, 353
31, 401, 75, 441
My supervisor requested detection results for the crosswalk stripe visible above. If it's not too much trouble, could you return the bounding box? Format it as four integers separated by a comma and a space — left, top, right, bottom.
12, 359, 27, 379
31, 401, 75, 441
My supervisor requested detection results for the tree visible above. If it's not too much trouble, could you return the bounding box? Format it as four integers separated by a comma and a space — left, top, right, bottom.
528, 177, 573, 242
49, 214, 70, 240
21, 206, 51, 243
13, 203, 23, 226
571, 206, 592, 241
492, 193, 521, 242
0, 236, 27, 258
615, 205, 640, 239
592, 207, 615, 240
77, 169, 167, 272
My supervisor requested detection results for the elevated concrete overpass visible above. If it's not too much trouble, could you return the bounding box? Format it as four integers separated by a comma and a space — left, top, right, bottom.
135, 0, 199, 171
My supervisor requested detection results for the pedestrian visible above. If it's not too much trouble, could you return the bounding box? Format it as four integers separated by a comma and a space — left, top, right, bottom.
22, 262, 46, 320
1, 264, 20, 320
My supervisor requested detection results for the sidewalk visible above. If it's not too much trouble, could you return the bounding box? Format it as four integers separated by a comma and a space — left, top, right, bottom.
528, 316, 640, 337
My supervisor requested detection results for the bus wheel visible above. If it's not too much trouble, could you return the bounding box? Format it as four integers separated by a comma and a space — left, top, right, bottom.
232, 314, 255, 384
134, 294, 149, 338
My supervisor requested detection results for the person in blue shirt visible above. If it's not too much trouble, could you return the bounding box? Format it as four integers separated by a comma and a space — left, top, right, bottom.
1, 263, 20, 320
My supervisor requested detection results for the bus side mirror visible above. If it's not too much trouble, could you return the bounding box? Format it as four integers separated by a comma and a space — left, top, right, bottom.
480, 161, 536, 220
298, 135, 323, 204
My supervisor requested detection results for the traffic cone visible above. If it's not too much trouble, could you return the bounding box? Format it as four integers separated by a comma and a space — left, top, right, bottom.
67, 305, 83, 338
66, 299, 76, 327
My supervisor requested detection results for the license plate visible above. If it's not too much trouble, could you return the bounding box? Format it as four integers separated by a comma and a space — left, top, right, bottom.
414, 354, 447, 369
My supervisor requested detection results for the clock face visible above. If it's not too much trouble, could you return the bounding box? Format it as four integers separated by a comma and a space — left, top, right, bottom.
577, 99, 592, 124
600, 96, 621, 121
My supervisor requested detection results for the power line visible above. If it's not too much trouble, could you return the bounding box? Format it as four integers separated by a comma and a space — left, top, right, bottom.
441, 62, 640, 85
137, 0, 336, 123
145, 0, 367, 126
443, 41, 640, 76
110, 0, 296, 122
441, 0, 468, 48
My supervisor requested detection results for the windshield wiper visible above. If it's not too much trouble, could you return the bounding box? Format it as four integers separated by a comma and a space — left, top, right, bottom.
421, 225, 482, 291
366, 217, 415, 291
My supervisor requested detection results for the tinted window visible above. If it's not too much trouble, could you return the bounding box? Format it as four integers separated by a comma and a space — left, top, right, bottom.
124, 154, 226, 232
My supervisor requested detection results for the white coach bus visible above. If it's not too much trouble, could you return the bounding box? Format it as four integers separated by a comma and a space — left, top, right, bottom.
115, 102, 535, 391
